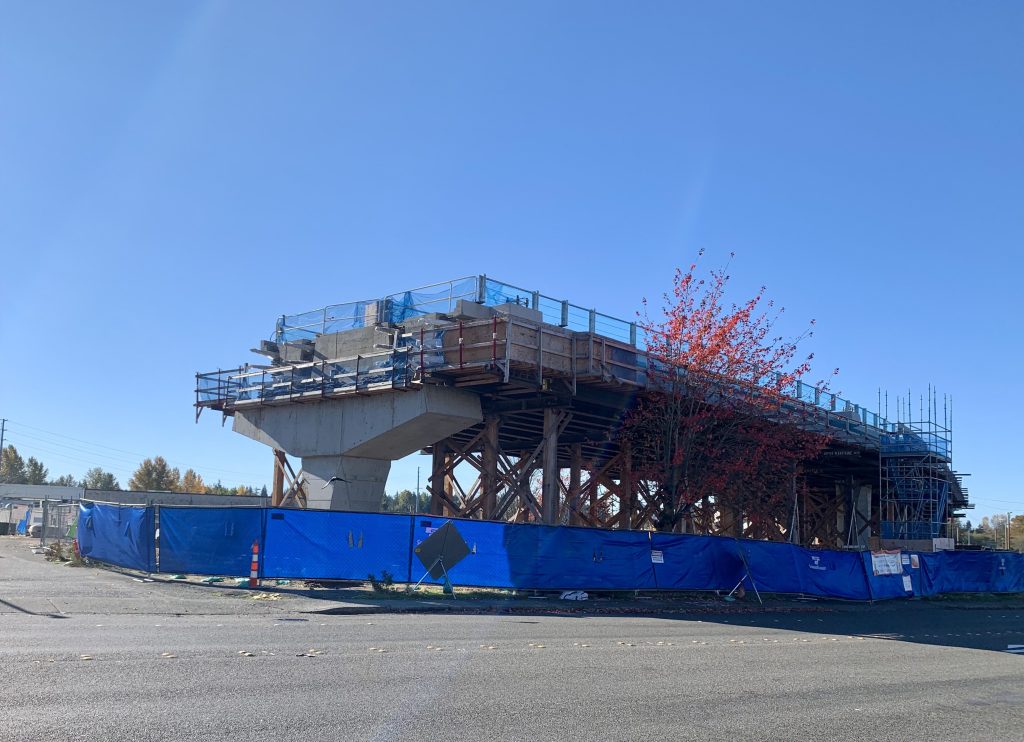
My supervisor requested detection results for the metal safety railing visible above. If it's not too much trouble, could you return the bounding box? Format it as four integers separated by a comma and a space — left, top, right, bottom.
199, 274, 951, 456
197, 348, 413, 411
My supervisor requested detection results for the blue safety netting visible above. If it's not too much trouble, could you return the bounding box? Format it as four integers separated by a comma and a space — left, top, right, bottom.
77, 502, 156, 572
158, 507, 264, 577
276, 278, 479, 343
262, 509, 414, 581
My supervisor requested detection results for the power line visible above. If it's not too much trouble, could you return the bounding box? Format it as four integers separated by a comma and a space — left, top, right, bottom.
10, 429, 150, 466
979, 498, 1024, 506
5, 419, 261, 478
5, 437, 136, 477
7, 420, 161, 457
5, 435, 260, 487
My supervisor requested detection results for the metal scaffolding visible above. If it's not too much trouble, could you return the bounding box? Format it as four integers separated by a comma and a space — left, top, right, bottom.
879, 389, 966, 541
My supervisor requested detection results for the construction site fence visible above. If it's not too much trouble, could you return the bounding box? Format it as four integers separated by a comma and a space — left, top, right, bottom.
39, 502, 78, 547
76, 502, 1024, 599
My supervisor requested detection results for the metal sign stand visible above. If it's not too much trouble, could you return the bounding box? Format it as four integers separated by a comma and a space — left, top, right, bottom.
725, 540, 764, 606
413, 557, 456, 598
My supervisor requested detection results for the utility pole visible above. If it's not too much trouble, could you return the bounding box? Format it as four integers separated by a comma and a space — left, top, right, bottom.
1008, 512, 1013, 551
0, 418, 6, 455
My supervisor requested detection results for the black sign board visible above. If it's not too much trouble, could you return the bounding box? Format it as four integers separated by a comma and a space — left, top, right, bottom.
414, 521, 470, 579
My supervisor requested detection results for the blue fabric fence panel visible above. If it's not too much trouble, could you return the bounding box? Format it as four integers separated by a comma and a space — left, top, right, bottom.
70, 502, 1024, 598
913, 552, 941, 597
861, 551, 913, 600
158, 507, 264, 577
412, 518, 657, 590
789, 545, 872, 600
650, 534, 744, 591
409, 518, 511, 588
918, 551, 1024, 595
737, 539, 806, 595
694, 540, 874, 600
991, 552, 1024, 593
78, 502, 156, 572
16, 508, 30, 535
262, 509, 414, 581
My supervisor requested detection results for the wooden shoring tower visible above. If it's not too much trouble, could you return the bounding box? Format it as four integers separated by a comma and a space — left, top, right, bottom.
418, 365, 880, 544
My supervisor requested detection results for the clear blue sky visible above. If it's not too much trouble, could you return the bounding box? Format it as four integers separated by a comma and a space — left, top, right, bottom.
1, 2, 1021, 519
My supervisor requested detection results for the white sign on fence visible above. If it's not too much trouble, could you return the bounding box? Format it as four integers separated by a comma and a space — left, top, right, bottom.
872, 551, 903, 576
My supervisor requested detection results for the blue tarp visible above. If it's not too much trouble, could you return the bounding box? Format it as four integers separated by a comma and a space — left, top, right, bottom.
738, 539, 806, 595
742, 541, 872, 600
412, 518, 657, 590
158, 507, 264, 577
790, 545, 872, 600
861, 551, 915, 600
262, 509, 414, 581
73, 503, 1024, 599
917, 550, 1024, 595
16, 507, 30, 535
77, 502, 155, 572
651, 533, 744, 591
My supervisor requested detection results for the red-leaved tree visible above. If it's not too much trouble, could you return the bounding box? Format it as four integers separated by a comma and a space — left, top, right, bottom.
625, 252, 833, 537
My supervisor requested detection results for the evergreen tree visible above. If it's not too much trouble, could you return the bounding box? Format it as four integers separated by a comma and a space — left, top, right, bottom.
82, 467, 120, 491
25, 457, 49, 485
0, 445, 27, 484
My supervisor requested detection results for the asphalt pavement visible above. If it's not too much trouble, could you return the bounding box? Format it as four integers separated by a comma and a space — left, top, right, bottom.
2, 536, 1023, 742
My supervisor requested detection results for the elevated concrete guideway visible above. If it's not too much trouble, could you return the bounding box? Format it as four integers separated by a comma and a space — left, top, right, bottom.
196, 274, 967, 546
232, 385, 481, 509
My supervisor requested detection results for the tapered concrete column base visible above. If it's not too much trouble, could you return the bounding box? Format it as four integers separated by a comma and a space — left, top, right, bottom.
301, 456, 391, 511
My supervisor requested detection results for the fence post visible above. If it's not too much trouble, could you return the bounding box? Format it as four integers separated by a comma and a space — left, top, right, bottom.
860, 551, 876, 603
259, 506, 269, 581
406, 514, 416, 585
153, 504, 160, 574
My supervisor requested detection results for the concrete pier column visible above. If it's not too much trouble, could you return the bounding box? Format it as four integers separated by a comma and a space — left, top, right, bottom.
301, 456, 391, 510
